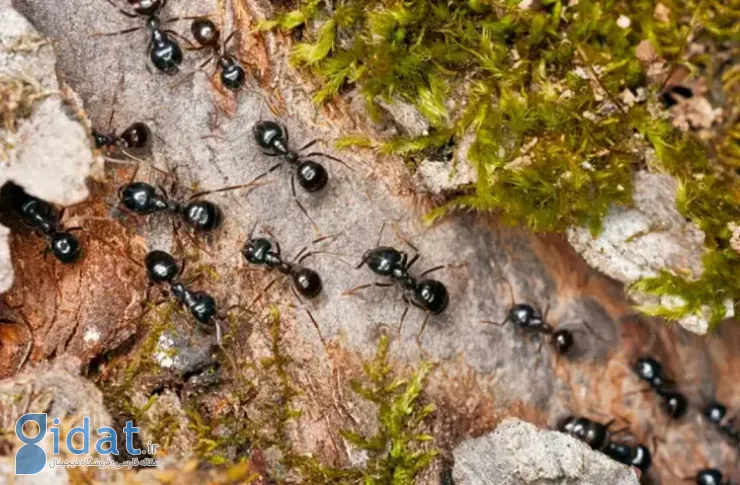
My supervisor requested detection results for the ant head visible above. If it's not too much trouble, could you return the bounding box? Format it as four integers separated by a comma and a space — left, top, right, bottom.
128, 0, 163, 16
220, 62, 246, 91
296, 161, 328, 193
253, 121, 287, 154
242, 238, 272, 265
415, 279, 449, 314
50, 232, 81, 263
552, 329, 574, 354
120, 182, 158, 214
633, 356, 663, 383
182, 200, 222, 232
703, 401, 727, 424
556, 415, 576, 433
696, 469, 724, 485
92, 129, 114, 149
145, 250, 178, 284
191, 18, 220, 47
119, 122, 152, 154
631, 444, 652, 472
292, 268, 322, 298
661, 391, 688, 419
507, 303, 541, 328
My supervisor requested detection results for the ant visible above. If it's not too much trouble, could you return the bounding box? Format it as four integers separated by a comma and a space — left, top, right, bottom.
703, 401, 740, 445
481, 236, 602, 356
557, 415, 652, 472
5, 183, 81, 263
119, 181, 222, 232
96, 0, 184, 75
250, 120, 351, 228
348, 223, 448, 346
242, 232, 323, 300
119, 166, 262, 233
145, 250, 222, 344
684, 469, 733, 485
483, 303, 577, 354
632, 356, 689, 419
175, 19, 246, 90
93, 122, 153, 155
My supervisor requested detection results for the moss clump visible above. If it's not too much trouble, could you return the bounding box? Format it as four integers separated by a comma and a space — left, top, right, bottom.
293, 335, 438, 485
263, 0, 740, 327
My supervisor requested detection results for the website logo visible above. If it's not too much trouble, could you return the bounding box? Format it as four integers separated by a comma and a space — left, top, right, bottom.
14, 413, 159, 475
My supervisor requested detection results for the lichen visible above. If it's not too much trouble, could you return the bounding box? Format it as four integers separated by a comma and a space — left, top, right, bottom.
262, 0, 740, 327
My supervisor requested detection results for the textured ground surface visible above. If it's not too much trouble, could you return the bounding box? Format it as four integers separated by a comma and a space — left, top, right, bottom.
0, 0, 739, 483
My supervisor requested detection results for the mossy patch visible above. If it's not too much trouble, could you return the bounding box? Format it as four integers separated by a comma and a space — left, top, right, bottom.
262, 0, 740, 327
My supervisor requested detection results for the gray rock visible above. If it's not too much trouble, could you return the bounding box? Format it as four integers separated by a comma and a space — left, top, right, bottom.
0, 0, 97, 293
566, 171, 733, 334
0, 356, 111, 429
452, 418, 639, 485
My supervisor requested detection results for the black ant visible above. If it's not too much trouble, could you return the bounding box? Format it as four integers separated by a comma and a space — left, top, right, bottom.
703, 401, 740, 445
119, 182, 222, 232
145, 250, 222, 343
632, 356, 689, 419
481, 239, 601, 356
242, 232, 323, 300
483, 303, 577, 354
96, 0, 184, 75
250, 120, 351, 228
684, 469, 733, 485
118, 166, 262, 233
347, 223, 448, 347
174, 19, 245, 90
557, 415, 652, 472
5, 183, 81, 263
93, 122, 153, 155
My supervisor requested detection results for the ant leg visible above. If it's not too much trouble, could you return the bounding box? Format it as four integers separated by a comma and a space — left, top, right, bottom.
169, 56, 215, 88
304, 308, 328, 351
102, 0, 137, 18
406, 253, 420, 271
375, 222, 386, 248
578, 319, 607, 341
246, 277, 279, 311
291, 173, 320, 233
415, 312, 432, 352
622, 387, 653, 398
392, 223, 419, 252
481, 318, 508, 327
342, 282, 393, 297
303, 151, 354, 171
222, 30, 238, 48
396, 294, 415, 340
90, 26, 142, 38
297, 250, 353, 268
299, 139, 320, 152
163, 29, 200, 50
189, 163, 281, 199
419, 265, 445, 278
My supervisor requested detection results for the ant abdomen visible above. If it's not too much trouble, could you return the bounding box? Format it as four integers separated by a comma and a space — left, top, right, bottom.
415, 280, 448, 314
191, 18, 220, 46
145, 250, 179, 283
297, 161, 328, 192
182, 200, 222, 232
292, 268, 322, 298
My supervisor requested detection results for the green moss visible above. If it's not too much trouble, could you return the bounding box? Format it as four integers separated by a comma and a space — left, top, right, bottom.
264, 0, 740, 327
292, 335, 438, 485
